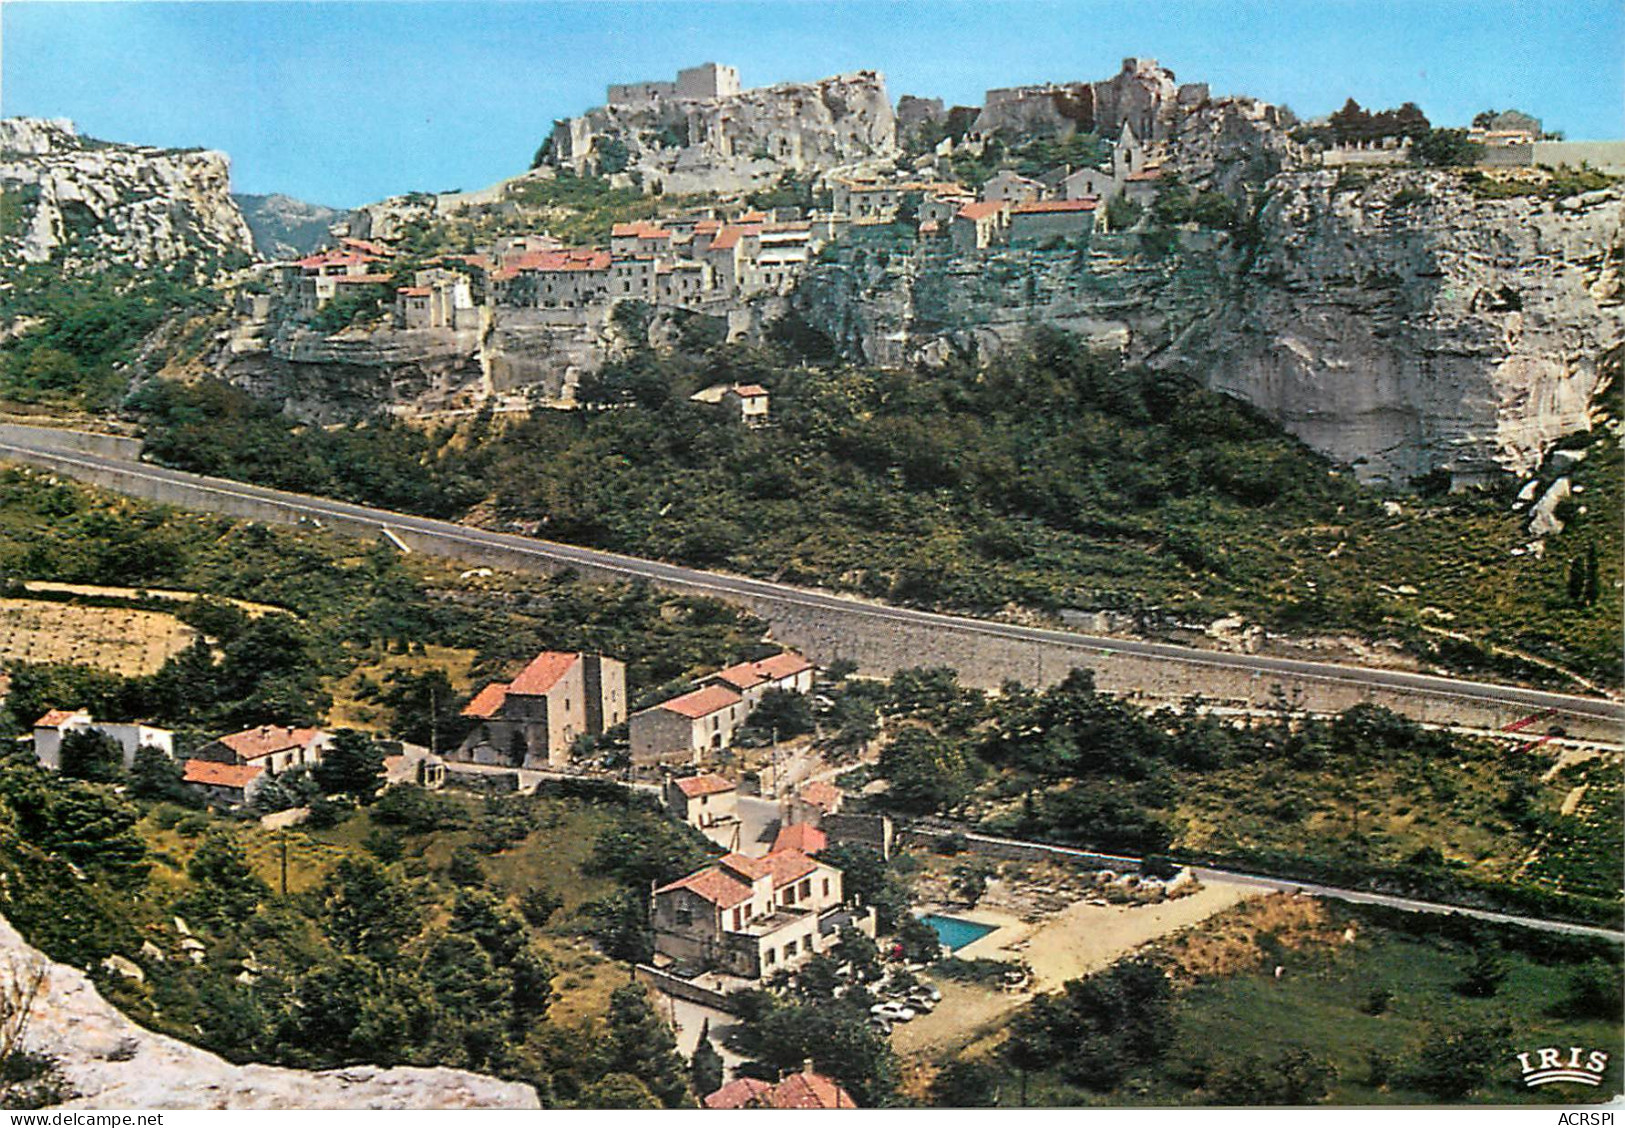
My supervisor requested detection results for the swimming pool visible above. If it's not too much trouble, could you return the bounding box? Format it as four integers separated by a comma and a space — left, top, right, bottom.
920, 913, 996, 952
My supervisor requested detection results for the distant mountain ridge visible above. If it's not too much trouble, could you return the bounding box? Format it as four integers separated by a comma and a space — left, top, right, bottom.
233, 192, 341, 260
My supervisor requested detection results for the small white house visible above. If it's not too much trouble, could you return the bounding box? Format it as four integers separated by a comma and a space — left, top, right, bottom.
33, 709, 174, 772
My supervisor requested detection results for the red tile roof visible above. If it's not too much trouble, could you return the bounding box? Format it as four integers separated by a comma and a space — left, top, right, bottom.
675, 773, 736, 798
1012, 198, 1099, 214
709, 224, 762, 252
294, 249, 383, 270
797, 780, 842, 811
710, 651, 811, 692
182, 759, 264, 789
333, 273, 395, 285
397, 286, 432, 296
214, 725, 323, 762
704, 1072, 856, 1109
508, 651, 580, 696
764, 849, 819, 887
773, 823, 827, 854
704, 1077, 776, 1110
730, 384, 769, 398
34, 708, 86, 728
461, 682, 510, 719
659, 684, 742, 720
719, 853, 773, 882
1125, 169, 1165, 182
956, 200, 1006, 221
500, 249, 612, 278
654, 866, 754, 907
771, 1071, 857, 1109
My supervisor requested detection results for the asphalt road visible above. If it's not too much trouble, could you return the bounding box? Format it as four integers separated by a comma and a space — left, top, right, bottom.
3, 430, 1623, 730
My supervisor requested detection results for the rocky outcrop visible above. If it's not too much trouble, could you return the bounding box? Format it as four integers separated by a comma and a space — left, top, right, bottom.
0, 118, 254, 276
0, 912, 538, 1109
234, 192, 341, 259
971, 58, 1200, 144
796, 171, 1622, 485
545, 71, 898, 195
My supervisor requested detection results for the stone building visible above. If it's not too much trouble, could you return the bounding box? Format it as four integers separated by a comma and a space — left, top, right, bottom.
456, 651, 627, 769
394, 267, 478, 330
704, 651, 814, 707
980, 170, 1044, 204
493, 249, 612, 309
722, 384, 770, 426
1009, 197, 1098, 245
663, 772, 739, 831
951, 200, 1008, 253
629, 684, 746, 765
191, 724, 331, 776
650, 848, 872, 979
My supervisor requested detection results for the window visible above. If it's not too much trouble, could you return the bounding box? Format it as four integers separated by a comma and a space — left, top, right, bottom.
784, 944, 797, 962
675, 907, 692, 926
822, 878, 830, 897
732, 908, 743, 930
803, 936, 814, 953
765, 948, 776, 966
799, 879, 811, 900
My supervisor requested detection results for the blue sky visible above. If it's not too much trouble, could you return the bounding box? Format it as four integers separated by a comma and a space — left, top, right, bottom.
4, 1, 1620, 208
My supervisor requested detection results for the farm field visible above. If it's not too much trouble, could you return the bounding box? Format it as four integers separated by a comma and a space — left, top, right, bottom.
0, 597, 199, 676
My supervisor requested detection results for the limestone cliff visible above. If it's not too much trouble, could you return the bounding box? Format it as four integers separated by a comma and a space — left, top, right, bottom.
796, 171, 1622, 485
0, 118, 254, 277
0, 912, 538, 1109
546, 71, 898, 194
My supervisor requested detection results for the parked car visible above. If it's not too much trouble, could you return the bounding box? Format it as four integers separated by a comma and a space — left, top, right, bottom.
867, 1014, 892, 1035
913, 983, 942, 1002
906, 991, 937, 1012
871, 1002, 917, 1022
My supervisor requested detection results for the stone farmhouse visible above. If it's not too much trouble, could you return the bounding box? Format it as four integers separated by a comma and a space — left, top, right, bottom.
631, 650, 813, 764
951, 199, 1010, 253
184, 724, 333, 807
456, 650, 626, 769
650, 847, 874, 979
630, 684, 747, 765
32, 709, 173, 772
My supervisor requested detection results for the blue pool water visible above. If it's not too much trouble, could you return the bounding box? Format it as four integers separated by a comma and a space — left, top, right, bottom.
921, 913, 996, 952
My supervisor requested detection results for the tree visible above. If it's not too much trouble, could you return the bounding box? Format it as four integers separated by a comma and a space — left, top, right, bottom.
1414, 128, 1483, 167
128, 743, 195, 805
1559, 958, 1623, 1020
690, 1019, 725, 1099
376, 668, 457, 749
313, 729, 385, 800
951, 862, 993, 907
519, 885, 563, 928
747, 688, 814, 739
57, 728, 123, 783
320, 857, 420, 961
578, 1073, 660, 1109
930, 1060, 1002, 1106
450, 889, 526, 966
1404, 1020, 1512, 1099
446, 846, 487, 888
820, 846, 910, 933
605, 984, 692, 1108
1455, 945, 1508, 998
185, 831, 269, 927
252, 766, 320, 813
878, 726, 978, 814
896, 916, 943, 963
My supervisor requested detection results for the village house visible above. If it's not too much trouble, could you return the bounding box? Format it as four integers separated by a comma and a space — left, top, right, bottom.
650, 847, 872, 979
493, 249, 613, 309
455, 650, 627, 769
980, 169, 1045, 205
771, 821, 827, 854
191, 724, 332, 776
394, 267, 478, 330
721, 384, 770, 426
704, 1071, 857, 1110
32, 709, 174, 772
1009, 197, 1099, 245
951, 200, 1009, 253
281, 247, 396, 315
704, 651, 814, 709
918, 188, 976, 227
181, 760, 267, 808
630, 684, 746, 765
663, 772, 739, 831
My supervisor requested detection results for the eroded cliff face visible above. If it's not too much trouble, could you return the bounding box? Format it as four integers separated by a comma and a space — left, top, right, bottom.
0, 118, 254, 276
0, 912, 538, 1110
796, 171, 1622, 485
547, 71, 898, 194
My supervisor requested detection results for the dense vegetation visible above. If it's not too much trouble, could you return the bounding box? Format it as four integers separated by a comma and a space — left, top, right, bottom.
0, 737, 723, 1106
134, 330, 1623, 690
829, 665, 1620, 923
942, 900, 1621, 1106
